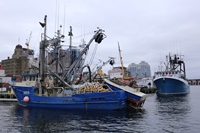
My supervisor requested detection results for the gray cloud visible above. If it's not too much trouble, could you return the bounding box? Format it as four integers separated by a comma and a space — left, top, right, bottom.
0, 0, 200, 79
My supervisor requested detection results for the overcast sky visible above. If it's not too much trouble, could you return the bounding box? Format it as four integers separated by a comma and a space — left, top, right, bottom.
1, 0, 200, 79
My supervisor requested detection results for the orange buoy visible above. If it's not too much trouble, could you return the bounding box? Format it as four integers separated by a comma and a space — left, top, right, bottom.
23, 96, 29, 102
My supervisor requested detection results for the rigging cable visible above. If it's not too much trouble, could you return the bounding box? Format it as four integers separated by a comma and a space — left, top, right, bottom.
88, 43, 98, 66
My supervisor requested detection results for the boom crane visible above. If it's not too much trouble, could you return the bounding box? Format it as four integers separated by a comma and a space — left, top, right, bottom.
25, 31, 32, 57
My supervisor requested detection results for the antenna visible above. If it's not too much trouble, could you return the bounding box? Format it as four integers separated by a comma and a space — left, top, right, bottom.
63, 5, 66, 35
57, 3, 60, 30
55, 0, 58, 33
18, 38, 20, 44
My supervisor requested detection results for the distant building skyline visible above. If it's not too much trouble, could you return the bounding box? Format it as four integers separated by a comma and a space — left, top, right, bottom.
128, 61, 151, 79
107, 61, 151, 79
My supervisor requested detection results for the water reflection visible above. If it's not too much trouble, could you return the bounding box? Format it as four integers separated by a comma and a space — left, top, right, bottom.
154, 94, 191, 132
11, 105, 147, 132
0, 101, 17, 106
156, 94, 191, 115
3, 87, 199, 133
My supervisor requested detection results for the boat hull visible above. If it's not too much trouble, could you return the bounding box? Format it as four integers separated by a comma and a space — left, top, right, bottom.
103, 79, 147, 109
154, 76, 190, 95
11, 86, 127, 110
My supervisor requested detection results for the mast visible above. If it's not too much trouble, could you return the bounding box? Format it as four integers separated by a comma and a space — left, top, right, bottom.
118, 42, 124, 79
68, 26, 73, 65
38, 15, 78, 89
39, 15, 47, 96
55, 27, 61, 74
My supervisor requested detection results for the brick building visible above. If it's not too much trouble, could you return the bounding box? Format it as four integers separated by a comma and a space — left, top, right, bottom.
1, 44, 30, 76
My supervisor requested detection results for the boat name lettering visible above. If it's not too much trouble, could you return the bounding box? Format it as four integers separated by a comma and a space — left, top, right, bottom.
23, 91, 30, 94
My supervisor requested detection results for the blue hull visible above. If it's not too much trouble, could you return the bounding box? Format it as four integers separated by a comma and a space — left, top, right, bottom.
154, 77, 190, 95
11, 86, 127, 110
103, 80, 146, 109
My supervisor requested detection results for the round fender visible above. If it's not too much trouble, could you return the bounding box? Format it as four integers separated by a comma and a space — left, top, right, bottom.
23, 96, 29, 102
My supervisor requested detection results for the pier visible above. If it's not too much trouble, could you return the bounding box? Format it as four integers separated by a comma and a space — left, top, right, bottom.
0, 93, 17, 102
188, 79, 200, 85
140, 87, 157, 94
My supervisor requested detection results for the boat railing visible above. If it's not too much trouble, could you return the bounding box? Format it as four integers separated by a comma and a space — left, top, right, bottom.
36, 86, 72, 97
154, 70, 183, 78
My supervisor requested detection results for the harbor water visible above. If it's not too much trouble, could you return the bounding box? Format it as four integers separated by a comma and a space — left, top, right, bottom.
0, 86, 200, 133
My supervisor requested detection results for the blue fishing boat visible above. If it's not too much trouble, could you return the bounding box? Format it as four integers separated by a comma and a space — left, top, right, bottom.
11, 15, 126, 110
103, 42, 147, 109
12, 85, 126, 109
153, 53, 190, 95
103, 79, 147, 109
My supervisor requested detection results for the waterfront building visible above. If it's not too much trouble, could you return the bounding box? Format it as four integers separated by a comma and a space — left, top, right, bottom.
1, 44, 36, 76
0, 68, 13, 93
128, 61, 151, 79
108, 67, 131, 79
2, 44, 29, 76
1, 42, 85, 77
0, 69, 12, 84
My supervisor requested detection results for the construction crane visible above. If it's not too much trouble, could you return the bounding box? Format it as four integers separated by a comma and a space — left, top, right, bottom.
25, 31, 32, 57
118, 42, 124, 79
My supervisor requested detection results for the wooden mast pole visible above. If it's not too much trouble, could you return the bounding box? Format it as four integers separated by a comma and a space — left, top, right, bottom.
118, 42, 124, 79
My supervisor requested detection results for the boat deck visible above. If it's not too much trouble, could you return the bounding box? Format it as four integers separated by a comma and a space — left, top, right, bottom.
0, 98, 17, 102
104, 79, 146, 97
0, 93, 17, 102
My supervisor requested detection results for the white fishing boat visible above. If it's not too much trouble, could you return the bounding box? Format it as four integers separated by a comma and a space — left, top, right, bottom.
153, 53, 190, 95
